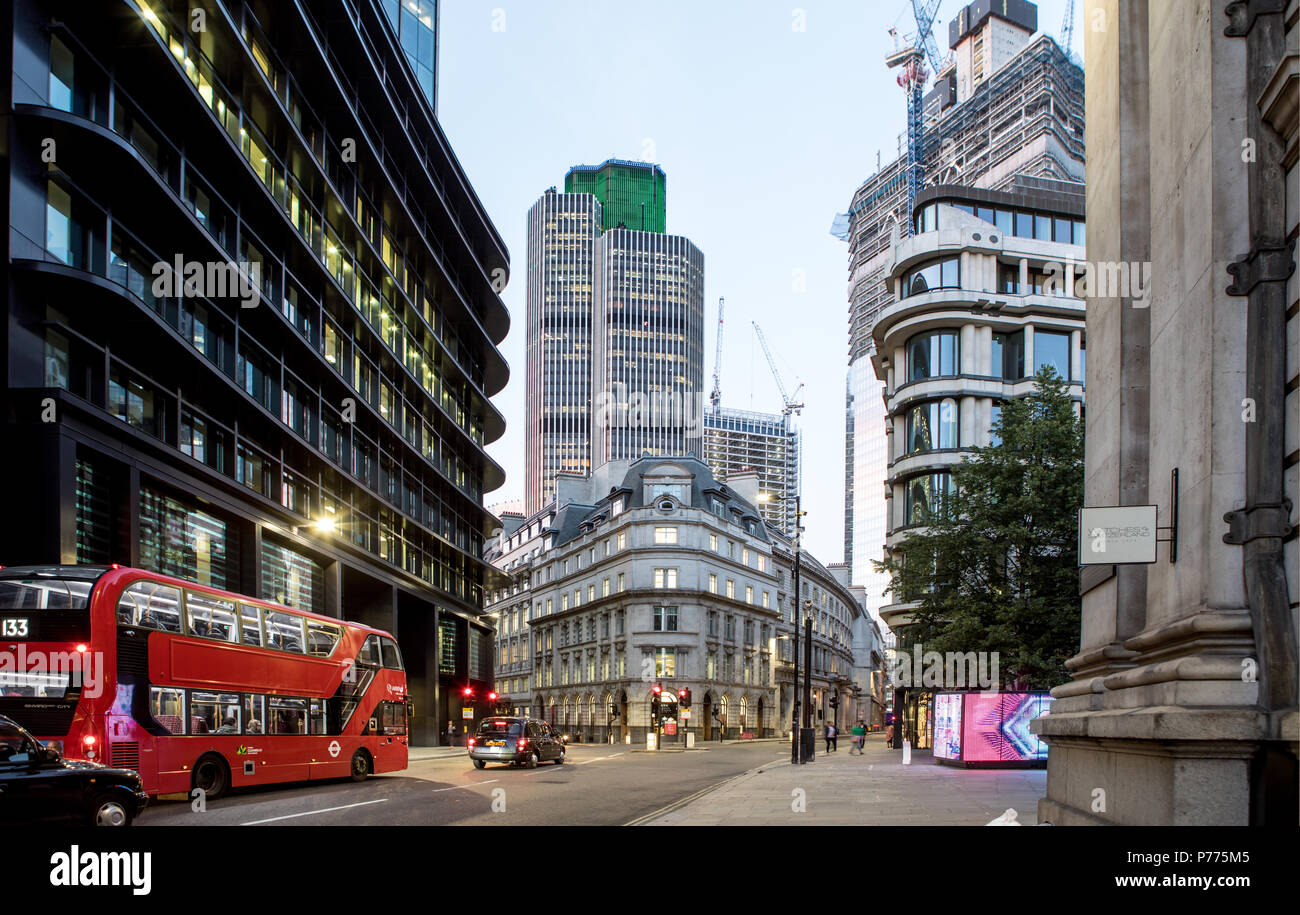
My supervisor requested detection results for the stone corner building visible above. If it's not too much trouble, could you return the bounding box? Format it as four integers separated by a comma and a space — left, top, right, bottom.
1036, 0, 1298, 825
485, 455, 862, 743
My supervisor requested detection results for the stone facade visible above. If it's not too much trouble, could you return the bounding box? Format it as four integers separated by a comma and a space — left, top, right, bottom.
1035, 0, 1298, 825
484, 456, 862, 744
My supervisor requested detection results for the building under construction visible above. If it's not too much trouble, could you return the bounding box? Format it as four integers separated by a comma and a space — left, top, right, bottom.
703, 407, 800, 535
838, 0, 1084, 597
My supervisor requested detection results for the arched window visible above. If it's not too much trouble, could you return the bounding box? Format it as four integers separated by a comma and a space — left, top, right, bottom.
902, 256, 960, 298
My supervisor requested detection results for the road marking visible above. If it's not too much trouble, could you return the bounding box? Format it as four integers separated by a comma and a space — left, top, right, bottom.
241, 798, 388, 825
625, 758, 787, 826
432, 780, 498, 792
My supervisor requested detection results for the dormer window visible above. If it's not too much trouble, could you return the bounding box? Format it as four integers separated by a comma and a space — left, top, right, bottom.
651, 483, 687, 502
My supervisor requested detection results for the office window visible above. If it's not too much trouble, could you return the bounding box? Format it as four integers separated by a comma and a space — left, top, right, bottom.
653, 568, 677, 589
654, 526, 678, 544
726, 580, 735, 599
905, 473, 955, 524
617, 532, 626, 550
587, 584, 595, 602
653, 606, 678, 632
902, 256, 960, 297
762, 591, 770, 609
758, 556, 766, 572
745, 586, 754, 604
654, 647, 676, 678
993, 331, 1026, 380
906, 399, 959, 454
907, 330, 959, 380
708, 574, 717, 594
602, 578, 610, 597
617, 573, 625, 592
710, 533, 718, 552
1034, 331, 1071, 380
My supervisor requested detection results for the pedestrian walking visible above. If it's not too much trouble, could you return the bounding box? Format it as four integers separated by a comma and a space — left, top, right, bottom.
824, 722, 836, 753
850, 719, 866, 755
447, 720, 456, 746
831, 722, 838, 752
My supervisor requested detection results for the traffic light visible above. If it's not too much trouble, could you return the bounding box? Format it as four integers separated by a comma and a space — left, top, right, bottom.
488, 691, 498, 702
462, 686, 474, 699
651, 682, 662, 696
830, 690, 839, 711
678, 688, 692, 708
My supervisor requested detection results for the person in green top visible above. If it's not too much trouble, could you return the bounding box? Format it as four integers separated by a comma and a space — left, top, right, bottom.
850, 719, 867, 755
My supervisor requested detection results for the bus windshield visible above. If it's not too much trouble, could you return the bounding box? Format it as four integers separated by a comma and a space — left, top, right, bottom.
0, 577, 94, 610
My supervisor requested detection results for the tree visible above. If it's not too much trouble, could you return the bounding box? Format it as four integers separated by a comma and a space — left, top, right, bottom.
875, 366, 1084, 689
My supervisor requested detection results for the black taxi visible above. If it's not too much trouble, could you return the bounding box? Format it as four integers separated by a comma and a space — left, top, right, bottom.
0, 714, 148, 825
467, 716, 565, 769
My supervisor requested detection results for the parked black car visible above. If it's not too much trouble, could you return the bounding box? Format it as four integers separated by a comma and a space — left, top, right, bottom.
0, 715, 148, 825
468, 717, 565, 769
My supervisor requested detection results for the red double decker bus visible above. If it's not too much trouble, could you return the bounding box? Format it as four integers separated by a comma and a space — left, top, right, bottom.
0, 565, 408, 798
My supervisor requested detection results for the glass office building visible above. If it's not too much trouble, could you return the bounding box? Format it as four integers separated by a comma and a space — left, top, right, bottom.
525, 164, 704, 513
2, 0, 508, 743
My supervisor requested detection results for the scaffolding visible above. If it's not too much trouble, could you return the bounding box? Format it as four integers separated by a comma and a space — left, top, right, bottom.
843, 34, 1085, 364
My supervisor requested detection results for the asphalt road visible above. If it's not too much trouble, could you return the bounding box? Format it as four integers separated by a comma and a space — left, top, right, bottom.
137, 741, 788, 826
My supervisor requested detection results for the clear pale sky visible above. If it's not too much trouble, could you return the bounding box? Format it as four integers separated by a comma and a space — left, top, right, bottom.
437, 0, 1081, 561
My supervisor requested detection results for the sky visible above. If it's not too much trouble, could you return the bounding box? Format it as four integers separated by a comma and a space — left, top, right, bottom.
437, 0, 1082, 562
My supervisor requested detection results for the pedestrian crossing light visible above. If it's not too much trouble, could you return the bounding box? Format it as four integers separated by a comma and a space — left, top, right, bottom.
830, 690, 839, 711
679, 688, 692, 708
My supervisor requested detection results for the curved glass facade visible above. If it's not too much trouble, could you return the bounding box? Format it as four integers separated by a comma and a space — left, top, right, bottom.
906, 399, 959, 454
907, 330, 960, 381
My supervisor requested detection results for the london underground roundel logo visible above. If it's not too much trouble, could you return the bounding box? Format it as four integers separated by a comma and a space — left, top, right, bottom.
328, 740, 341, 758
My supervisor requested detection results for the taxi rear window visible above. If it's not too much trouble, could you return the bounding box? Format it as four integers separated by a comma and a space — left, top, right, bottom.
477, 719, 523, 737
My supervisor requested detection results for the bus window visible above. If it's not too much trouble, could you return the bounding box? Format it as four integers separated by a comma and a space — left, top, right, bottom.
239, 604, 263, 647
357, 634, 381, 668
186, 592, 238, 642
306, 620, 341, 657
0, 576, 92, 610
380, 637, 403, 670
192, 691, 241, 734
118, 581, 181, 631
309, 699, 327, 735
244, 695, 265, 734
380, 701, 407, 736
265, 610, 305, 653
150, 686, 186, 734
268, 696, 307, 734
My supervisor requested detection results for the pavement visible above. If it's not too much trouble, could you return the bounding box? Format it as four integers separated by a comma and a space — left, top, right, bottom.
637, 734, 1047, 826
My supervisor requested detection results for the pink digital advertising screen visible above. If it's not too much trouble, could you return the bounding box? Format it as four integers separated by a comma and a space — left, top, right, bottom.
959, 692, 1053, 762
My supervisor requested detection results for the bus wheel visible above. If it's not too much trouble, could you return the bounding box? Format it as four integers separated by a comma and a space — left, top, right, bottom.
350, 749, 372, 782
192, 754, 230, 801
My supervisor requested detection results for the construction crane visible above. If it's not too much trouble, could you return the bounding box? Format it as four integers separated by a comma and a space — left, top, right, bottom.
885, 0, 948, 229
752, 321, 804, 417
1061, 0, 1076, 56
710, 296, 725, 408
